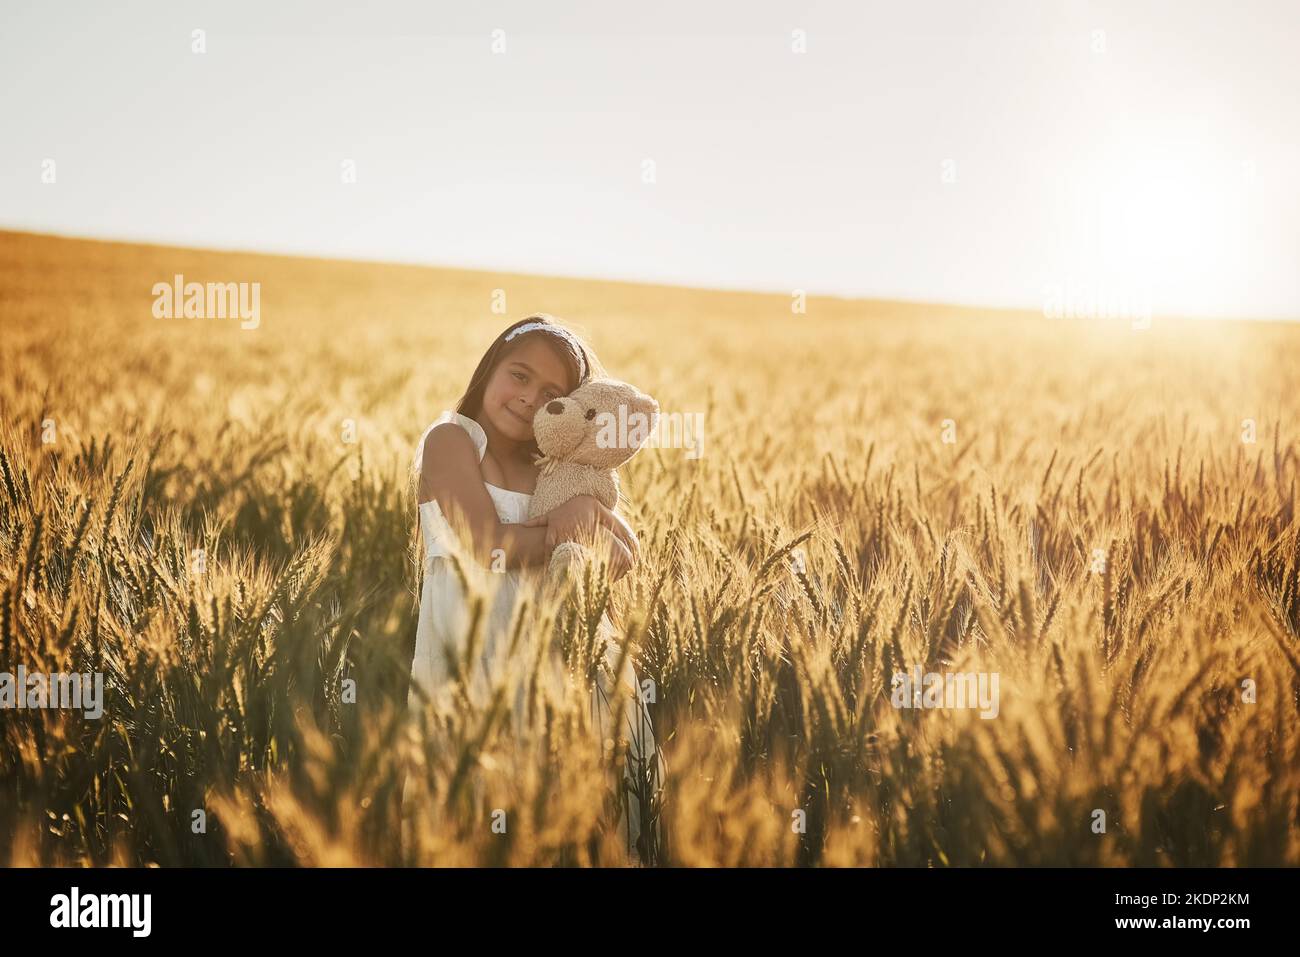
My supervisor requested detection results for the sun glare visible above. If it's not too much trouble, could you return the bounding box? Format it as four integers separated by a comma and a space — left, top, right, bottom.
1051, 132, 1257, 321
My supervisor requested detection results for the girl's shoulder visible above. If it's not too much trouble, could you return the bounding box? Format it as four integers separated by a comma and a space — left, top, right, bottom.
414, 410, 488, 471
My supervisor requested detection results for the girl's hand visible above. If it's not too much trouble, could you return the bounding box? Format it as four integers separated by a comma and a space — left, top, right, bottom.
522, 495, 639, 564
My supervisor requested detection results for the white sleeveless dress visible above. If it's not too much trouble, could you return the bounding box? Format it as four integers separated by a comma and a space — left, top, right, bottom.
405, 410, 664, 862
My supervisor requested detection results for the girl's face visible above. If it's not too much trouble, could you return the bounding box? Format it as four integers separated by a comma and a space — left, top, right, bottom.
480, 336, 573, 445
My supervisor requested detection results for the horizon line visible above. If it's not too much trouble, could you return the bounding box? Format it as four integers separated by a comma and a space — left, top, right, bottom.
4, 223, 1296, 325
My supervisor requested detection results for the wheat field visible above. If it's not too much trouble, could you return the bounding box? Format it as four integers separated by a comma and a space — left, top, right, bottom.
1, 229, 1298, 867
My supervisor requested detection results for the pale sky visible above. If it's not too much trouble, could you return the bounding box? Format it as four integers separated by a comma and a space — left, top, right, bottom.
2, 0, 1297, 319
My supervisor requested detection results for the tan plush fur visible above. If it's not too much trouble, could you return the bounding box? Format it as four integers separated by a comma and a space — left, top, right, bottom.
527, 377, 659, 579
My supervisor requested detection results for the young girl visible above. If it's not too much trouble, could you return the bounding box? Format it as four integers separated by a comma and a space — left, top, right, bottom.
405, 313, 664, 863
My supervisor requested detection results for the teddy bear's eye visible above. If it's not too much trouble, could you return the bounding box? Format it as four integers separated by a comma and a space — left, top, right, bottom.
584, 408, 597, 420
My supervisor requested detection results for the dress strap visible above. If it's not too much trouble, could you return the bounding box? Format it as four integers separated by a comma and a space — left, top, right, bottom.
413, 410, 489, 473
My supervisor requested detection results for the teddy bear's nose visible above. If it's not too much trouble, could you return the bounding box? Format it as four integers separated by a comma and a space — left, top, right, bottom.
546, 400, 565, 414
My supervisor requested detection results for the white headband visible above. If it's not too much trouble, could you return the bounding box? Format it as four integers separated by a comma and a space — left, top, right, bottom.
503, 321, 588, 381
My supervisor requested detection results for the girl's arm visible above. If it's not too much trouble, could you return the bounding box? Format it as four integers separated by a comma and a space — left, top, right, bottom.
419, 424, 551, 570
521, 496, 640, 562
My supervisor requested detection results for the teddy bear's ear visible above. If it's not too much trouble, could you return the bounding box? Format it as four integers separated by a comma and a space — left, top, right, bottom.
619, 386, 659, 450
629, 386, 659, 419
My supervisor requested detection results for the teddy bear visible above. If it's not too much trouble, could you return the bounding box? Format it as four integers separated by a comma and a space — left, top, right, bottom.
527, 376, 659, 583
